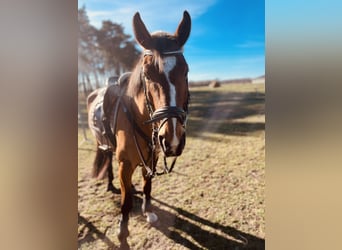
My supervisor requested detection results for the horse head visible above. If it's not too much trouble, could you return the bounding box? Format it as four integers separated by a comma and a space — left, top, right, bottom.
133, 11, 191, 157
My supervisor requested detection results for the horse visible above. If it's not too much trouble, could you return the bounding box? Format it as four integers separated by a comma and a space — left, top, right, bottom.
91, 11, 191, 247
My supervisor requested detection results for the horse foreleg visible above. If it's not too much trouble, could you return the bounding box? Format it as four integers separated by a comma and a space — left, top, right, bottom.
141, 168, 158, 224
117, 160, 133, 245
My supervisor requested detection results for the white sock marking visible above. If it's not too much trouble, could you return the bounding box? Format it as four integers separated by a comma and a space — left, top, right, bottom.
146, 212, 158, 223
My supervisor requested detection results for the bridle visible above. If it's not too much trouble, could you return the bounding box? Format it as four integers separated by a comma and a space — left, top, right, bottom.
142, 48, 188, 125
133, 48, 189, 178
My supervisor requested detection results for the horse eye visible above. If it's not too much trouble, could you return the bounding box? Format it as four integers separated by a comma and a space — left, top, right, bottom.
185, 70, 189, 77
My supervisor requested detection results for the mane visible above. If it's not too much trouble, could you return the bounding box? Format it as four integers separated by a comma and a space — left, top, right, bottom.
126, 56, 144, 98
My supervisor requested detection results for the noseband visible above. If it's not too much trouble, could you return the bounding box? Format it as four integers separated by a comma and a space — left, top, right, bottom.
144, 107, 187, 125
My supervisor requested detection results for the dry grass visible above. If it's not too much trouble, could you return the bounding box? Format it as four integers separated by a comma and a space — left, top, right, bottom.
78, 83, 265, 249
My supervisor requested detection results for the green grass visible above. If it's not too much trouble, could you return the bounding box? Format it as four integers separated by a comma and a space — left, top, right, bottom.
78, 83, 265, 249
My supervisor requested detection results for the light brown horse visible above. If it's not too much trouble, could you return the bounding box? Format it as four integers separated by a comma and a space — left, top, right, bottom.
90, 11, 191, 247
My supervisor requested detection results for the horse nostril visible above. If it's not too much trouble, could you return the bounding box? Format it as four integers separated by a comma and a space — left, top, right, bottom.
158, 135, 169, 151
158, 135, 165, 149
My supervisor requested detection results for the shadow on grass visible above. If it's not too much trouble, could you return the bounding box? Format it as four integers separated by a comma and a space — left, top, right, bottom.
187, 90, 265, 139
129, 194, 264, 250
78, 191, 264, 249
78, 213, 119, 250
151, 197, 265, 250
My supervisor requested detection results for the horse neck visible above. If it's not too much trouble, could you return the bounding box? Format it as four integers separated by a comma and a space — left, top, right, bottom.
131, 89, 150, 125
125, 91, 151, 140
126, 59, 151, 126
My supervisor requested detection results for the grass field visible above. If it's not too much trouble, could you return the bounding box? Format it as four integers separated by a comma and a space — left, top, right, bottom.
78, 83, 265, 249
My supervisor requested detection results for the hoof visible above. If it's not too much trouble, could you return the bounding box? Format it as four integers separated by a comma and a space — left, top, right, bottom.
117, 220, 129, 242
145, 212, 158, 224
107, 183, 120, 194
119, 239, 130, 250
131, 184, 140, 194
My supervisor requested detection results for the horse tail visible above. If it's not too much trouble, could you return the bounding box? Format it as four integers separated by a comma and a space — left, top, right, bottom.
86, 89, 99, 112
92, 147, 112, 180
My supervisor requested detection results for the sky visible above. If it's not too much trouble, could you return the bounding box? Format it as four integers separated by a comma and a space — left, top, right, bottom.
78, 0, 265, 81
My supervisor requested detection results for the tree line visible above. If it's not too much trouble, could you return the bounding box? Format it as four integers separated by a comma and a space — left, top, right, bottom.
78, 7, 140, 94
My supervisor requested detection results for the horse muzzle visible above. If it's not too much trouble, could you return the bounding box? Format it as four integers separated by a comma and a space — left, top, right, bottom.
145, 106, 187, 157
159, 131, 186, 157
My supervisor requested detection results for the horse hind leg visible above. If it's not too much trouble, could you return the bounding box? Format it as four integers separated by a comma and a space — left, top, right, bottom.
141, 167, 158, 224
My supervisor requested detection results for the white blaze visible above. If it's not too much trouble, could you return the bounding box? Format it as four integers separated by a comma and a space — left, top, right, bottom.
163, 56, 179, 148
163, 56, 177, 105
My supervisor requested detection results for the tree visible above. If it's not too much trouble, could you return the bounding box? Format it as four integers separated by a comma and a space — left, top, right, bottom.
120, 41, 140, 71
97, 20, 139, 76
78, 6, 98, 93
78, 7, 140, 91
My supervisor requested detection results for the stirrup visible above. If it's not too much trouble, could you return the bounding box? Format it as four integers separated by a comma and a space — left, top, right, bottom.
98, 145, 111, 151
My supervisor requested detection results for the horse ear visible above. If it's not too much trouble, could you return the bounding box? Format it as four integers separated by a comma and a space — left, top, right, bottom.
174, 11, 191, 47
133, 12, 153, 50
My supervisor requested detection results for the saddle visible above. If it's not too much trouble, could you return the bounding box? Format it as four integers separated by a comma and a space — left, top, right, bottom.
101, 72, 131, 149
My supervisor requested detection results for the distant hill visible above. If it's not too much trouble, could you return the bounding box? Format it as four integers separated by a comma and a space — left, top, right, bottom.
252, 75, 265, 84
189, 75, 265, 87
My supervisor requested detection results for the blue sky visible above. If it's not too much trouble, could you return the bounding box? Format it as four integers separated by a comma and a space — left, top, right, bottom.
78, 0, 265, 81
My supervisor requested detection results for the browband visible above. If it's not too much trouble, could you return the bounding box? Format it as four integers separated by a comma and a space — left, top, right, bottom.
144, 49, 184, 56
